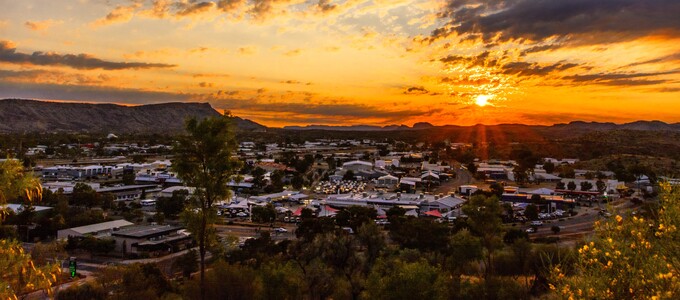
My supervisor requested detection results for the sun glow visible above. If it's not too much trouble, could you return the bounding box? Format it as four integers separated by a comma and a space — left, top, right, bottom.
475, 95, 493, 107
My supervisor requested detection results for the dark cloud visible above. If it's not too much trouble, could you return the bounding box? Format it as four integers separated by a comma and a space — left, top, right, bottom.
403, 86, 429, 95
198, 82, 214, 87
217, 0, 246, 12
520, 44, 562, 56
440, 51, 498, 68
626, 53, 680, 68
563, 71, 677, 86
213, 99, 444, 121
317, 0, 337, 13
0, 40, 175, 70
501, 62, 579, 77
175, 1, 215, 16
436, 0, 680, 45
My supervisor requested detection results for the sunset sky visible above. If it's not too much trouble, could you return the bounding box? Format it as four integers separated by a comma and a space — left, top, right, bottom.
1, 0, 679, 127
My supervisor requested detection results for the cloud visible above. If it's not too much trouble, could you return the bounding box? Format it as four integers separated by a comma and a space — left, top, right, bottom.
175, 1, 215, 16
284, 49, 302, 56
238, 46, 258, 55
403, 86, 429, 95
0, 69, 110, 85
198, 82, 214, 87
563, 71, 678, 86
217, 0, 246, 12
91, 3, 141, 27
24, 19, 62, 31
440, 51, 499, 68
0, 40, 176, 70
436, 0, 680, 46
316, 0, 337, 14
501, 62, 579, 77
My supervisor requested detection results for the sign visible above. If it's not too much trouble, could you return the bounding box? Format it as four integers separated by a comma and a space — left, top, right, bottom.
69, 258, 77, 278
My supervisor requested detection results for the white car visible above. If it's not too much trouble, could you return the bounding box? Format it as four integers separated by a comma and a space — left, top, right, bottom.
530, 221, 544, 226
525, 227, 536, 233
274, 227, 288, 233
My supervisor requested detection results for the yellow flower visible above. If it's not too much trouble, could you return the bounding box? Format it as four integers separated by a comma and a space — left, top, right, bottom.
616, 215, 623, 223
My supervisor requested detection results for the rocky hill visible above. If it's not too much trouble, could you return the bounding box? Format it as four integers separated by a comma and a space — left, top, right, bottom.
0, 99, 266, 133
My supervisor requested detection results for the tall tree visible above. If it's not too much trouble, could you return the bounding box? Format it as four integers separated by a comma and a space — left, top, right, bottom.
173, 114, 242, 300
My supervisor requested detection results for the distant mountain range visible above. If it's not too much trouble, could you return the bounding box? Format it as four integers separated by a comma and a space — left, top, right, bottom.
2, 99, 678, 136
284, 120, 680, 133
0, 99, 266, 134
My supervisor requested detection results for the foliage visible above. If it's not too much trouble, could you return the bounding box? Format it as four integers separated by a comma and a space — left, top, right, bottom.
56, 282, 107, 300
173, 114, 242, 299
1, 159, 42, 220
184, 260, 261, 300
335, 205, 377, 231
251, 203, 277, 223
363, 257, 451, 300
525, 204, 539, 221
0, 239, 61, 299
174, 249, 199, 278
551, 182, 680, 299
156, 189, 189, 219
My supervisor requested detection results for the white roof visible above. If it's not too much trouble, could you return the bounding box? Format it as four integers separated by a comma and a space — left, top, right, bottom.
405, 209, 419, 217
527, 188, 555, 195
378, 174, 399, 180
66, 220, 133, 235
343, 160, 373, 166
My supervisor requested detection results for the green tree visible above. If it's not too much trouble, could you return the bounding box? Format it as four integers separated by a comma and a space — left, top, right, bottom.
363, 258, 451, 300
251, 203, 277, 223
71, 183, 100, 208
174, 249, 199, 278
156, 189, 189, 219
525, 204, 539, 221
463, 194, 503, 277
580, 181, 593, 191
567, 181, 577, 191
343, 170, 356, 181
173, 114, 242, 300
542, 161, 555, 174
556, 181, 566, 190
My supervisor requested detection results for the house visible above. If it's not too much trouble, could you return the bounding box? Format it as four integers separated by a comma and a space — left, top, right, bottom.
458, 185, 478, 195
376, 174, 399, 188
342, 160, 373, 173
111, 225, 192, 256
57, 219, 133, 240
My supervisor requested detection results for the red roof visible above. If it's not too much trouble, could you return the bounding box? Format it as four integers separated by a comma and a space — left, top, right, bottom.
424, 210, 442, 218
292, 207, 303, 216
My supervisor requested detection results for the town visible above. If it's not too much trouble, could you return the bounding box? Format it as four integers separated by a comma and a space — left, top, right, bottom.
1, 120, 671, 299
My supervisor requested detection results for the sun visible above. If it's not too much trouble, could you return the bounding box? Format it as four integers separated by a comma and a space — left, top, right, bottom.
474, 94, 493, 107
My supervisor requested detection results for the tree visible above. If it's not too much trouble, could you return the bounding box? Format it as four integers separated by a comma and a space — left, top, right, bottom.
567, 181, 577, 191
463, 195, 503, 277
556, 181, 566, 190
363, 258, 451, 300
173, 114, 242, 300
550, 225, 561, 235
71, 183, 100, 208
156, 189, 189, 218
596, 179, 606, 192
251, 203, 277, 223
524, 204, 539, 221
291, 173, 304, 190
343, 170, 355, 181
174, 249, 199, 278
542, 161, 555, 174
580, 181, 593, 191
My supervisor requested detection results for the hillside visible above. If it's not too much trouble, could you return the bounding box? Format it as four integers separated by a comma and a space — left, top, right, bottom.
0, 99, 265, 133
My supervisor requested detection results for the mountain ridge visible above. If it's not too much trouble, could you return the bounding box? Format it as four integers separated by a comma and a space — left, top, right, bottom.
0, 99, 266, 134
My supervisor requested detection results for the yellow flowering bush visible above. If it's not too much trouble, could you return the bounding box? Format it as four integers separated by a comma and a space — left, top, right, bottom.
0, 239, 61, 299
551, 182, 680, 299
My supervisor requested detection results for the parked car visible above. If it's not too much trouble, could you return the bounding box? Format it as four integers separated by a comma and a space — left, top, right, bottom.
274, 227, 288, 233
525, 227, 536, 233
530, 220, 543, 226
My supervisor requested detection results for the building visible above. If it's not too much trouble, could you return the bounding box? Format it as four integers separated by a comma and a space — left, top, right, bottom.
111, 225, 192, 256
96, 184, 158, 201
57, 219, 134, 240
342, 160, 373, 173
376, 174, 399, 188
